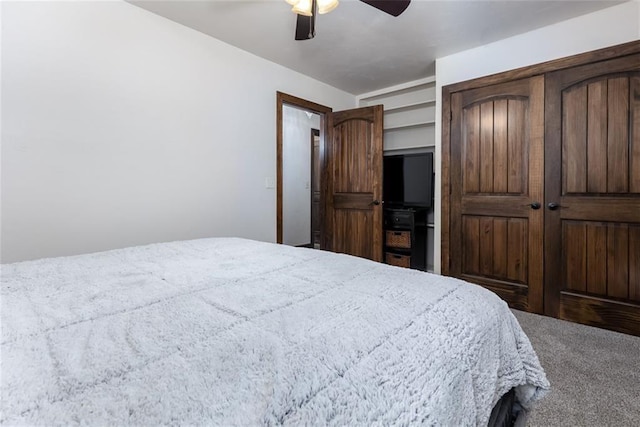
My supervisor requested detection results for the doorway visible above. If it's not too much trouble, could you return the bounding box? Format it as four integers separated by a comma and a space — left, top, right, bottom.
277, 92, 385, 261
276, 92, 332, 247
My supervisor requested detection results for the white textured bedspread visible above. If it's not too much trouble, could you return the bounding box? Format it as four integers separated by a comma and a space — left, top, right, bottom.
1, 238, 548, 426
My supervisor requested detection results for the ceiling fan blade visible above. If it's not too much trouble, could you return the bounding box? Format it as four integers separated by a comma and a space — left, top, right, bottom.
295, 11, 316, 40
359, 0, 411, 17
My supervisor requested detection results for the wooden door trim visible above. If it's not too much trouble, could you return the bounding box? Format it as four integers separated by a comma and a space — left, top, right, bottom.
276, 92, 332, 244
542, 71, 562, 315
310, 128, 320, 247
443, 40, 640, 94
446, 91, 463, 276
527, 75, 545, 313
441, 86, 452, 275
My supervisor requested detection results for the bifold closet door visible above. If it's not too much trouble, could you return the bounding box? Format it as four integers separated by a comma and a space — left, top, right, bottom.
545, 54, 640, 335
449, 76, 545, 313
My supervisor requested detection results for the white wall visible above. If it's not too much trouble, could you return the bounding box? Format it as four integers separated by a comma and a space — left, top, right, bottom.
282, 106, 319, 246
433, 1, 640, 274
0, 1, 355, 263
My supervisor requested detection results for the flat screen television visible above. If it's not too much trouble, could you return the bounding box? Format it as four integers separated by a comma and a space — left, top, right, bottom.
383, 153, 434, 208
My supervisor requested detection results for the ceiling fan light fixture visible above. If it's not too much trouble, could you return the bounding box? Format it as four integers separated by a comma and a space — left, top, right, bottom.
317, 0, 339, 14
291, 0, 314, 17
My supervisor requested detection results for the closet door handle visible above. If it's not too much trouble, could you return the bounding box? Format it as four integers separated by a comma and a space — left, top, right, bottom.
529, 202, 541, 210
547, 202, 562, 210
370, 199, 381, 206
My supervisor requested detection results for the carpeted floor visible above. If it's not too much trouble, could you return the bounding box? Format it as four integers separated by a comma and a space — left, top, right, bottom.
512, 310, 640, 426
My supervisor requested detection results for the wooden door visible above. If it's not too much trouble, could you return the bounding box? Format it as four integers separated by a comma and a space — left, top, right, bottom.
449, 76, 545, 312
325, 105, 384, 261
545, 54, 640, 335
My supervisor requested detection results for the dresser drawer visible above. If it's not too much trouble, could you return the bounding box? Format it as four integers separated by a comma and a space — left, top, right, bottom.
384, 209, 414, 229
385, 230, 411, 249
385, 252, 411, 268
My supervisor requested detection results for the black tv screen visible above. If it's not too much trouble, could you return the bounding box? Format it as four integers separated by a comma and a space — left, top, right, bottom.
383, 153, 434, 208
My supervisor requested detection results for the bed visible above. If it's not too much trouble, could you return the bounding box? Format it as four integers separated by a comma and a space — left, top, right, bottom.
1, 238, 549, 425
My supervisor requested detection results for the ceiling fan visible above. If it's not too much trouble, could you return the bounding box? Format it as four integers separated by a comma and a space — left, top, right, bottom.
285, 0, 411, 40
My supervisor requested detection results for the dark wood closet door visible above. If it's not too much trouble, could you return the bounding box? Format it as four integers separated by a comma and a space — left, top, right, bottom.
545, 53, 640, 335
325, 105, 384, 261
450, 76, 545, 312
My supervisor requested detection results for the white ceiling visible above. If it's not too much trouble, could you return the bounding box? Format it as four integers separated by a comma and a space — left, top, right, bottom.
131, 0, 624, 94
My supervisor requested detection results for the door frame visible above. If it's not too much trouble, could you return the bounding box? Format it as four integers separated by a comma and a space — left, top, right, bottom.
276, 92, 332, 244
310, 128, 321, 247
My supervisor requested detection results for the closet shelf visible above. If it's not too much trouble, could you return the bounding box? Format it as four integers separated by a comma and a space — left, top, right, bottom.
384, 100, 436, 113
384, 120, 436, 131
383, 143, 436, 153
357, 76, 436, 102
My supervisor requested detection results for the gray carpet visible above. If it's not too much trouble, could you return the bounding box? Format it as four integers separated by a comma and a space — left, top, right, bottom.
512, 310, 640, 426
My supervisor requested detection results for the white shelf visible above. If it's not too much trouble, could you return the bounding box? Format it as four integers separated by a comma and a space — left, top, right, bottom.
383, 144, 436, 153
384, 120, 436, 131
384, 100, 436, 113
356, 76, 436, 102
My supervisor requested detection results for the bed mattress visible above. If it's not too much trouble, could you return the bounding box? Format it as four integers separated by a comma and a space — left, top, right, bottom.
1, 238, 549, 425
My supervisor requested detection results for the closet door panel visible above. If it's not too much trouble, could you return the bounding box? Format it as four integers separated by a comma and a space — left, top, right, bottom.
507, 99, 526, 194
545, 53, 640, 336
450, 76, 544, 312
586, 80, 608, 193
563, 85, 588, 193
607, 77, 630, 192
585, 222, 607, 296
493, 100, 509, 193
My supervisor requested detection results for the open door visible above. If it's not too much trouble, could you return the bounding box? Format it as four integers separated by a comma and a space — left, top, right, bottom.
325, 106, 384, 262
